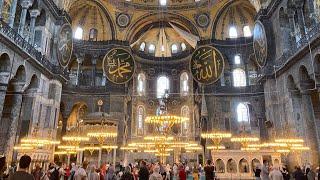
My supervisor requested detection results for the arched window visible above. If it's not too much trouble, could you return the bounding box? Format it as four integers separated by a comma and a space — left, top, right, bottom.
181, 106, 189, 130
233, 68, 246, 87
157, 76, 170, 98
89, 28, 98, 41
234, 55, 241, 65
148, 44, 156, 54
137, 106, 145, 135
181, 43, 187, 51
180, 72, 189, 96
160, 0, 167, 6
229, 26, 238, 38
140, 42, 146, 51
237, 103, 250, 122
74, 27, 83, 39
137, 73, 146, 96
171, 44, 178, 54
243, 26, 252, 37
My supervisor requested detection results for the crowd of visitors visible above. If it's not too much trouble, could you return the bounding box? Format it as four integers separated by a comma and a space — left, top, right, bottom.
0, 155, 320, 180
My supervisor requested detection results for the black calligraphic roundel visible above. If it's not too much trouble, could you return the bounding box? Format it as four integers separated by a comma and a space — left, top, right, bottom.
57, 23, 73, 68
103, 48, 135, 84
190, 46, 225, 84
253, 21, 268, 68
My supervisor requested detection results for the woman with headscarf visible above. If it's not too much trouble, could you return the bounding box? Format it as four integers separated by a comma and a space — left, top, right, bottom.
88, 165, 99, 180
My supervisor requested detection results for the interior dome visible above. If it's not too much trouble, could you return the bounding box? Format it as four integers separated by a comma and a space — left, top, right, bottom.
214, 0, 256, 40
68, 0, 114, 41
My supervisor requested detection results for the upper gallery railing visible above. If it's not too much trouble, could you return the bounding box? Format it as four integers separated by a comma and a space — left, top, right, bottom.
0, 19, 68, 79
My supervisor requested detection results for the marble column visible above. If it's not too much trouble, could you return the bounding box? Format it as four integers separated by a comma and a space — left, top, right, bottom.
113, 149, 116, 167
29, 9, 40, 45
0, 84, 8, 119
76, 56, 84, 86
98, 149, 102, 167
18, 0, 32, 36
92, 58, 97, 87
0, 0, 4, 19
4, 91, 23, 162
8, 0, 18, 27
300, 92, 319, 165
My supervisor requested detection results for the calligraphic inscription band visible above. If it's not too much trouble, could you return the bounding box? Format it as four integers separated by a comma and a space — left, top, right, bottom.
253, 20, 267, 68
57, 23, 73, 68
190, 46, 224, 84
103, 48, 135, 84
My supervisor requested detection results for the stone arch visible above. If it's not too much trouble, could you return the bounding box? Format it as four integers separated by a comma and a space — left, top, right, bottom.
239, 158, 250, 173
226, 159, 237, 173
212, 0, 256, 40
68, 0, 116, 40
0, 53, 11, 72
299, 65, 315, 90
251, 158, 261, 172
215, 159, 225, 173
36, 9, 46, 26
287, 75, 299, 93
66, 102, 88, 129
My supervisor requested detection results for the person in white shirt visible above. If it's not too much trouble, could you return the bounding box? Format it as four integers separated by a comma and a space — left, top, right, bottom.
269, 166, 283, 180
74, 161, 88, 180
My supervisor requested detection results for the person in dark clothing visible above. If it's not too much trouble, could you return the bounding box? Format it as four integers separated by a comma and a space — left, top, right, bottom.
9, 155, 34, 180
281, 166, 290, 180
293, 166, 305, 180
253, 165, 261, 180
138, 161, 149, 180
204, 160, 215, 180
120, 166, 134, 180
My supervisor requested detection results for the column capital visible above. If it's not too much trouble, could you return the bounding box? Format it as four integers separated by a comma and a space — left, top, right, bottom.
20, 0, 33, 9
29, 9, 40, 18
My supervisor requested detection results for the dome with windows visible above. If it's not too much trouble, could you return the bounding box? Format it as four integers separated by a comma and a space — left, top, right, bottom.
214, 0, 256, 40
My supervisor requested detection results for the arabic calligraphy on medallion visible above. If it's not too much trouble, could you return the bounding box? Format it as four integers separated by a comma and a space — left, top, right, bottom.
253, 21, 267, 68
103, 48, 135, 84
57, 24, 73, 68
190, 46, 224, 84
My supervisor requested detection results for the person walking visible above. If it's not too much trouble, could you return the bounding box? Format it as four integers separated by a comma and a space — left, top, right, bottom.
138, 161, 149, 180
269, 167, 283, 180
9, 155, 34, 180
120, 166, 134, 180
149, 165, 162, 180
261, 160, 270, 180
74, 161, 88, 180
306, 167, 316, 180
253, 165, 262, 180
204, 160, 215, 180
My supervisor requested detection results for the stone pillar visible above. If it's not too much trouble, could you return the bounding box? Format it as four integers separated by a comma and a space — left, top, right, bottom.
92, 58, 97, 86
113, 149, 116, 167
18, 0, 32, 36
296, 8, 307, 36
244, 62, 249, 86
8, 0, 18, 27
0, 0, 4, 19
300, 92, 319, 165
76, 56, 84, 86
5, 91, 23, 162
0, 84, 8, 118
98, 149, 102, 167
67, 154, 70, 165
29, 9, 40, 45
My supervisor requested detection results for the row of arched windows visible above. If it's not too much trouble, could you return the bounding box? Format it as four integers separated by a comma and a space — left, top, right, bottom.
139, 42, 187, 54
229, 25, 252, 38
137, 72, 189, 98
74, 27, 98, 41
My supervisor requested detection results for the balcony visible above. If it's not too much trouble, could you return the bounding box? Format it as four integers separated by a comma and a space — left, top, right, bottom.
0, 19, 68, 79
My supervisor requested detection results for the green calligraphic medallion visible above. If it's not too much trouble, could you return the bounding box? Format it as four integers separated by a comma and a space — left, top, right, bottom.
190, 46, 224, 84
57, 23, 73, 68
103, 48, 135, 84
253, 21, 267, 68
